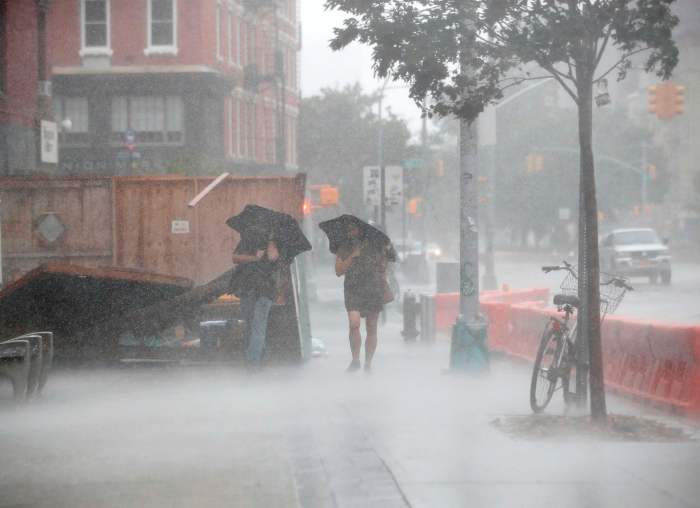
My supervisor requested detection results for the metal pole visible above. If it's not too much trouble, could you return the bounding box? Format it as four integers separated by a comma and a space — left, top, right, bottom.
420, 112, 428, 251
641, 143, 648, 214
377, 88, 386, 231
35, 0, 51, 169
274, 3, 286, 172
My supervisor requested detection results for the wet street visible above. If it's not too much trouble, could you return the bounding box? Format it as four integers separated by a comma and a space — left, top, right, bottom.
2, 272, 700, 508
476, 253, 700, 324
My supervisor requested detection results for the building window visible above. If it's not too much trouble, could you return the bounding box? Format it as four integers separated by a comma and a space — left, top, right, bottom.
53, 97, 90, 145
146, 0, 177, 54
80, 0, 112, 56
111, 96, 183, 145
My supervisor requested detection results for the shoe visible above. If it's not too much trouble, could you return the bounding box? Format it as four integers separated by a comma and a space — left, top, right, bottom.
346, 360, 361, 372
363, 362, 372, 373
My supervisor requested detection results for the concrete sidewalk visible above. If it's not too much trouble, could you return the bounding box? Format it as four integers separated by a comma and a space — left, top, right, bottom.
1, 293, 699, 507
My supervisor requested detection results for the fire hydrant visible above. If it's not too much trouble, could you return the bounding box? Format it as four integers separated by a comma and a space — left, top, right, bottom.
401, 291, 420, 341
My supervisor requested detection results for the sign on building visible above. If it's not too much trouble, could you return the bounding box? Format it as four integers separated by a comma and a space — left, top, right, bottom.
40, 120, 58, 164
363, 166, 404, 208
171, 220, 191, 234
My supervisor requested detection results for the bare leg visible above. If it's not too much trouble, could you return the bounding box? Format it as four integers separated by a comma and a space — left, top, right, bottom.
347, 311, 362, 369
364, 312, 379, 369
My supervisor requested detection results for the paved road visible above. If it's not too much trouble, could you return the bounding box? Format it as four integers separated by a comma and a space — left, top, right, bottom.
381, 252, 700, 324
2, 290, 699, 507
484, 253, 700, 324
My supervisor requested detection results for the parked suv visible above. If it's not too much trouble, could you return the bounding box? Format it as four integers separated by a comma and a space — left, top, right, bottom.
600, 228, 671, 285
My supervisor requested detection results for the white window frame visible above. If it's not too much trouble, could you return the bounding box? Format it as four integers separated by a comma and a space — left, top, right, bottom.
80, 0, 113, 57
227, 7, 233, 65
145, 0, 178, 56
110, 95, 185, 146
215, 1, 223, 61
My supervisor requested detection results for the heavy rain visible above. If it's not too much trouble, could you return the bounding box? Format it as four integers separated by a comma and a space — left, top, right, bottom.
1, 1, 699, 507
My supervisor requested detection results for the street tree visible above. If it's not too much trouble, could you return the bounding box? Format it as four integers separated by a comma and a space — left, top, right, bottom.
327, 0, 679, 420
299, 84, 413, 214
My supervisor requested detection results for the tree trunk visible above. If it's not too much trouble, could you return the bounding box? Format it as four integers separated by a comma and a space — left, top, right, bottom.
577, 74, 607, 421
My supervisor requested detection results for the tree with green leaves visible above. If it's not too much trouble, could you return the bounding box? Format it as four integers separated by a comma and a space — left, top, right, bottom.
299, 84, 413, 215
327, 0, 679, 420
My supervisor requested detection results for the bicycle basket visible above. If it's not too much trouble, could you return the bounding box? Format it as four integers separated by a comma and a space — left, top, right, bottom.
599, 271, 628, 315
558, 266, 628, 316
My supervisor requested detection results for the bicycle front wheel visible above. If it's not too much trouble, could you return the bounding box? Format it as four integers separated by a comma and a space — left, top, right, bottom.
530, 324, 565, 413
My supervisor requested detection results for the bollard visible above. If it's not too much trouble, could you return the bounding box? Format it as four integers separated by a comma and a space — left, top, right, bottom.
401, 291, 420, 341
419, 294, 436, 342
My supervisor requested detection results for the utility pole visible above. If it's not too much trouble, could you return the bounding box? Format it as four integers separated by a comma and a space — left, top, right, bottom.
377, 78, 390, 231
450, 117, 488, 371
36, 0, 53, 170
273, 2, 286, 173
641, 143, 648, 213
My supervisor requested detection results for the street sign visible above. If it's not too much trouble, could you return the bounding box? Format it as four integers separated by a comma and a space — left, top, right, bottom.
385, 166, 403, 206
363, 166, 404, 208
40, 120, 58, 164
171, 220, 190, 234
401, 158, 424, 170
363, 166, 381, 207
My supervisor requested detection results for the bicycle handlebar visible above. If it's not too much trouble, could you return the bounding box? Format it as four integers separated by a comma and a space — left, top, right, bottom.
541, 260, 575, 276
541, 262, 633, 291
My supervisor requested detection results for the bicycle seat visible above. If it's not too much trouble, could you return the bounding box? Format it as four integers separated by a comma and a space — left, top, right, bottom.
553, 294, 579, 308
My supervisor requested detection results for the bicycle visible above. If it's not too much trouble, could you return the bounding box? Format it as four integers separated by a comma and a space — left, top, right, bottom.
529, 261, 633, 413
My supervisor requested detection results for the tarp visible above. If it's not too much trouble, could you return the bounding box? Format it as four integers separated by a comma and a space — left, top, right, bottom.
0, 263, 193, 341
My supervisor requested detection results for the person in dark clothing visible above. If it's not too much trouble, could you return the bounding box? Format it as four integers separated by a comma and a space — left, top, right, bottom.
231, 229, 280, 366
335, 224, 388, 372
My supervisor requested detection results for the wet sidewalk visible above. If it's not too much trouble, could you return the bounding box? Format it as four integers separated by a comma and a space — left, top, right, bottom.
1, 289, 700, 507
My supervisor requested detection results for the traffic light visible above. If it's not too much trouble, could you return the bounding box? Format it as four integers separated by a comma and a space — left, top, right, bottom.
648, 82, 685, 120
526, 153, 544, 173
407, 197, 423, 217
319, 185, 339, 206
646, 164, 657, 180
434, 159, 445, 177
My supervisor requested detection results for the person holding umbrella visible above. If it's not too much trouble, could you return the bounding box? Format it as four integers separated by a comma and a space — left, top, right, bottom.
227, 205, 311, 367
319, 215, 396, 372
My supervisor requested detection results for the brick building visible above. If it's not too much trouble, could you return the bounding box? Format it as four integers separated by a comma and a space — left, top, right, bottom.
47, 0, 299, 175
0, 0, 52, 174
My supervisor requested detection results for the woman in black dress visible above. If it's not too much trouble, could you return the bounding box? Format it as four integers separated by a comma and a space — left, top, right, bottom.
335, 224, 388, 372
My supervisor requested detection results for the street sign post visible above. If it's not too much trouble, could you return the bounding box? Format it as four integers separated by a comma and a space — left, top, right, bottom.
363, 165, 404, 210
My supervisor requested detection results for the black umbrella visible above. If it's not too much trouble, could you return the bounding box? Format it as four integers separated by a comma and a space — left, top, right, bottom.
226, 204, 311, 261
318, 215, 396, 262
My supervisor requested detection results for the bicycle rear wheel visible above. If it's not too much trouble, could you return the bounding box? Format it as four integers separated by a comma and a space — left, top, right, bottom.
530, 324, 565, 413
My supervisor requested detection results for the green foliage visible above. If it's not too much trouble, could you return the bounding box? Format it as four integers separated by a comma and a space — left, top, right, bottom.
299, 84, 412, 212
326, 0, 680, 122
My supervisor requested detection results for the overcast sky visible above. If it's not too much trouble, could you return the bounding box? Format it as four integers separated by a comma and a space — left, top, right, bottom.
300, 2, 424, 134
